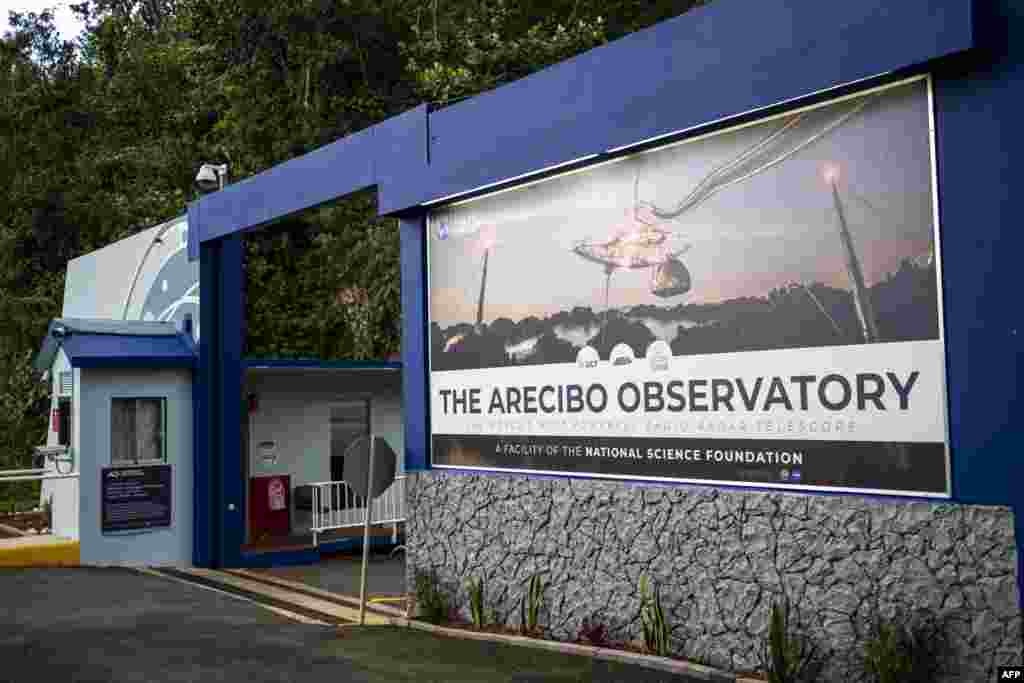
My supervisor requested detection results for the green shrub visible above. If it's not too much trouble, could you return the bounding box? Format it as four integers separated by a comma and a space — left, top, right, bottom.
467, 576, 486, 629
639, 574, 671, 657
413, 569, 450, 625
763, 595, 821, 683
519, 573, 546, 636
864, 614, 947, 683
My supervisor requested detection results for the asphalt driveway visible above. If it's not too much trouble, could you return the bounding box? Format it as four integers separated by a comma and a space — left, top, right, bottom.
1, 567, 706, 683
1, 567, 349, 683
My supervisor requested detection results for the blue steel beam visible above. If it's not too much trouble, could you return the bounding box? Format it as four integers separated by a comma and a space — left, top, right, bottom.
186, 0, 973, 260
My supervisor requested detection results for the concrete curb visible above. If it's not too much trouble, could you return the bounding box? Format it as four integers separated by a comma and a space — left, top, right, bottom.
226, 569, 407, 619
167, 567, 391, 626
0, 536, 79, 567
396, 618, 736, 681
133, 567, 330, 626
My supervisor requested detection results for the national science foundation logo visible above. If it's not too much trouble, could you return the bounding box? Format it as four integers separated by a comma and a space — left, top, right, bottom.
576, 345, 599, 369
646, 340, 671, 372
609, 343, 635, 367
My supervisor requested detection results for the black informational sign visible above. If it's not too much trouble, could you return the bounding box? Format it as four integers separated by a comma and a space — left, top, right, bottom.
101, 465, 172, 533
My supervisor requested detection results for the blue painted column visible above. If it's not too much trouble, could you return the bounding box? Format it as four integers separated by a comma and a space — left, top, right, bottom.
400, 213, 431, 471
195, 239, 220, 567
218, 234, 245, 567
932, 0, 1024, 609
194, 233, 245, 568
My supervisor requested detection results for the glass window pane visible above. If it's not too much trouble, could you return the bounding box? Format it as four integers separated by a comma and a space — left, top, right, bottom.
111, 399, 136, 465
111, 398, 165, 466
136, 399, 163, 462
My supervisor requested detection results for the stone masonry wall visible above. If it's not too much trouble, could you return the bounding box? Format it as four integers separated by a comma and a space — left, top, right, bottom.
405, 471, 1021, 682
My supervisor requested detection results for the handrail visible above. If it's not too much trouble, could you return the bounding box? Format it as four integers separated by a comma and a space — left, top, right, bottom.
309, 475, 406, 547
0, 468, 48, 477
0, 473, 80, 482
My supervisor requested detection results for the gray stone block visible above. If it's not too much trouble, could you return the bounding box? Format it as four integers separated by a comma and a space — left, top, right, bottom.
404, 471, 1021, 682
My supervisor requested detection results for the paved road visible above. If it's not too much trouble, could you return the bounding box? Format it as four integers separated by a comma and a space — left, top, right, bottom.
1, 568, 707, 683
0, 567, 367, 683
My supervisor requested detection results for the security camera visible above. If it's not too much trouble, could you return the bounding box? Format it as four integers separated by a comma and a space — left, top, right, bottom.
194, 164, 221, 192
195, 162, 229, 193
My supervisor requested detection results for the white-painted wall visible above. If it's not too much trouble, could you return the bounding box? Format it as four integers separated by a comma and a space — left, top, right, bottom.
77, 368, 193, 566
39, 350, 79, 539
243, 369, 403, 534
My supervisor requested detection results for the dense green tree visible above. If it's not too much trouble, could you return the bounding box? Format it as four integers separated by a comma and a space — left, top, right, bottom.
0, 0, 705, 504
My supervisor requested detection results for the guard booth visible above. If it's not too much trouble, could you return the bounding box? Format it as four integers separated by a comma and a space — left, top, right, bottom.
33, 318, 196, 565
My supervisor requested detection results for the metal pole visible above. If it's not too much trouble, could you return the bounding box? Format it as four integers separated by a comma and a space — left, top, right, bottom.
475, 248, 489, 331
600, 267, 613, 355
830, 181, 880, 342
358, 436, 375, 626
312, 486, 319, 548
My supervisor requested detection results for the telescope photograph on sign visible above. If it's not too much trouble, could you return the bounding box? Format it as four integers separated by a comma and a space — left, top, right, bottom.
427, 75, 950, 497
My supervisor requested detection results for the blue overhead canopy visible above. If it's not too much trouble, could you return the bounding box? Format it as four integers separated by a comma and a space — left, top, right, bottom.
34, 318, 196, 373
186, 0, 974, 260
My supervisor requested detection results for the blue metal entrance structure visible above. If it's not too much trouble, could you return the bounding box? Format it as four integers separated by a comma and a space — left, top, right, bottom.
184, 0, 1024, 612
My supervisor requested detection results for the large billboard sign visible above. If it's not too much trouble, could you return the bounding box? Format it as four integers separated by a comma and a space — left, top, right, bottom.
427, 76, 950, 497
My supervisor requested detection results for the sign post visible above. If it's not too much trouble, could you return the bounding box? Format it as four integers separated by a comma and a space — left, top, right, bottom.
358, 436, 375, 626
343, 434, 397, 625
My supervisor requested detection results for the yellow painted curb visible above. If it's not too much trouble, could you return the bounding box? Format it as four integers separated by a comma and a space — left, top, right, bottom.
0, 537, 80, 567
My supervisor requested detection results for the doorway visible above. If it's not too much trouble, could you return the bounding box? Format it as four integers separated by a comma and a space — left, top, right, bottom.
329, 399, 370, 488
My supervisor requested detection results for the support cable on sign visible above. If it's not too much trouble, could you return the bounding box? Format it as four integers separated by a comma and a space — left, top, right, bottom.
640, 97, 874, 220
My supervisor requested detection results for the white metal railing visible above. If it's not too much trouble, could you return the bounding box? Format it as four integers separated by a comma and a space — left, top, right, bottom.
309, 475, 406, 546
0, 471, 79, 482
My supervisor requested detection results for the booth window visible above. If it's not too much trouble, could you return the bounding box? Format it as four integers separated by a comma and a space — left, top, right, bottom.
56, 398, 71, 446
111, 398, 166, 465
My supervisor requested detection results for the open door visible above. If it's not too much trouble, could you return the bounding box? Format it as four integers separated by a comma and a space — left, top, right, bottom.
330, 399, 370, 509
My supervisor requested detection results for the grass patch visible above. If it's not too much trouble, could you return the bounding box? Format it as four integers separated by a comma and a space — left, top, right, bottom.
318, 625, 693, 682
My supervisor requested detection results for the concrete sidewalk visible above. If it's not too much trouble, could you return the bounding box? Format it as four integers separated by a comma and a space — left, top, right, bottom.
248, 549, 407, 597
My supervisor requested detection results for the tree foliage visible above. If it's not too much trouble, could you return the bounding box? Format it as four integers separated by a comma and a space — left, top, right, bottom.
0, 0, 704, 494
